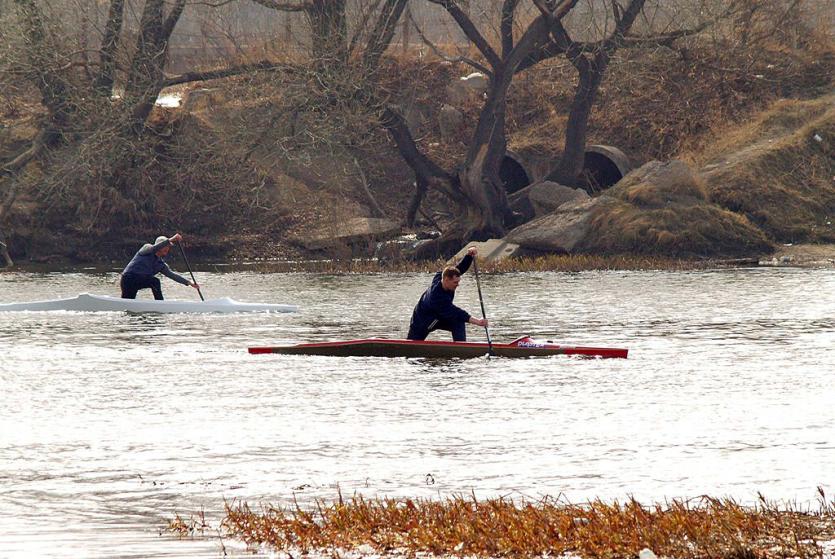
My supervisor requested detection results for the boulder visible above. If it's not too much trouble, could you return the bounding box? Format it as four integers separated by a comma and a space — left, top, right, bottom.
404, 103, 424, 136
438, 104, 464, 139
527, 181, 590, 216
0, 121, 38, 160
293, 217, 401, 251
576, 159, 773, 257
183, 88, 220, 112
451, 239, 523, 262
446, 72, 489, 105
508, 180, 590, 221
616, 159, 707, 206
506, 197, 616, 253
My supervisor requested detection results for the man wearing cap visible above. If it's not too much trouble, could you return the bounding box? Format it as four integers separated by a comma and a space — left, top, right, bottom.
407, 246, 488, 342
120, 233, 199, 300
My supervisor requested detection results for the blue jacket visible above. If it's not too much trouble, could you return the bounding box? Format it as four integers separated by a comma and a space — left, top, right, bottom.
122, 239, 190, 285
408, 253, 473, 335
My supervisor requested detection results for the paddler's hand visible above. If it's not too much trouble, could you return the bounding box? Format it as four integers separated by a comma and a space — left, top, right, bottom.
189, 282, 199, 289
170, 233, 183, 244
469, 317, 488, 327
467, 246, 478, 257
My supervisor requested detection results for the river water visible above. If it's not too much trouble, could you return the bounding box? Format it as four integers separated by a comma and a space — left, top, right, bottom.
1, 266, 833, 558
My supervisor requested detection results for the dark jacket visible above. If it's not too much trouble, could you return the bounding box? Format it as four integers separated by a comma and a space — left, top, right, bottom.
121, 238, 190, 285
408, 253, 473, 338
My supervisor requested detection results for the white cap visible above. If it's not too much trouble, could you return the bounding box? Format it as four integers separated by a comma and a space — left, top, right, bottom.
155, 235, 169, 245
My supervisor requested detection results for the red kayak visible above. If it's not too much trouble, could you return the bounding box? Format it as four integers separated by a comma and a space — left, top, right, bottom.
248, 336, 628, 359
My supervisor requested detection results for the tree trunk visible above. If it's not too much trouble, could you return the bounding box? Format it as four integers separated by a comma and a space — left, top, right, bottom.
308, 0, 348, 67
125, 0, 164, 98
0, 230, 12, 267
0, 189, 16, 267
13, 0, 74, 142
125, 0, 186, 129
456, 68, 514, 239
94, 0, 126, 96
405, 175, 428, 228
0, 121, 50, 267
548, 50, 609, 186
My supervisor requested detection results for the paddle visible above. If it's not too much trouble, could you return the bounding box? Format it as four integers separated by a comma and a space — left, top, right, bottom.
176, 241, 204, 301
472, 256, 493, 355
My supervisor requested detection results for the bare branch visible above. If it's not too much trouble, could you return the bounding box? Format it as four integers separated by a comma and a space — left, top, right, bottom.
1, 128, 47, 178
381, 106, 453, 186
427, 0, 501, 68
613, 0, 646, 38
95, 0, 126, 95
362, 0, 409, 71
407, 10, 492, 77
610, 0, 622, 22
247, 0, 311, 11
530, 0, 580, 21
618, 23, 710, 49
500, 0, 520, 57
530, 0, 552, 19
162, 61, 294, 87
351, 156, 386, 218
162, 0, 187, 41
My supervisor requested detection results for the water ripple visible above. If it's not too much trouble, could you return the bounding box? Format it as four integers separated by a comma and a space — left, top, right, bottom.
1, 267, 833, 557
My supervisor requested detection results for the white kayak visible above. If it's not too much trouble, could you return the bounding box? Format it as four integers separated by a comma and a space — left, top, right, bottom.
0, 293, 298, 314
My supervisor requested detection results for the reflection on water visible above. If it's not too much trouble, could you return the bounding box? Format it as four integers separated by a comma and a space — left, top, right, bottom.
1, 267, 834, 558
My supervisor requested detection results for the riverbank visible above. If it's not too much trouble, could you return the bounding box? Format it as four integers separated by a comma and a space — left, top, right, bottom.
2, 44, 832, 269
0, 253, 756, 274
763, 243, 835, 268
3, 244, 834, 275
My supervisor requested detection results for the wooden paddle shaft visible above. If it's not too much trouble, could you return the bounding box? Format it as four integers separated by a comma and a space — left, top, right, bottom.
176, 242, 205, 301
472, 258, 492, 350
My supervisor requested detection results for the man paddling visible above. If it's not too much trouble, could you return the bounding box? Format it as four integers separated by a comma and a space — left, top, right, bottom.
407, 246, 488, 342
120, 233, 199, 300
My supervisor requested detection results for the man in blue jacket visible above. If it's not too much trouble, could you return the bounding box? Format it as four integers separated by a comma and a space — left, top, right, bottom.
120, 233, 199, 300
407, 246, 488, 341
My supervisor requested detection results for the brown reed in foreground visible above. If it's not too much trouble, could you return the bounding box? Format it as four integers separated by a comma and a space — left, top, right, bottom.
213, 493, 835, 558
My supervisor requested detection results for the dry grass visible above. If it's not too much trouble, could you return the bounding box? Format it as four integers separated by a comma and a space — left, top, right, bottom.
698, 98, 835, 243
561, 161, 775, 259
230, 253, 734, 274
212, 493, 835, 558
507, 42, 833, 167
4, 25, 832, 264
582, 199, 774, 259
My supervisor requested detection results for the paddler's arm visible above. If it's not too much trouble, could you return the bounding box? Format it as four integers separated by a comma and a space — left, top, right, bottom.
139, 237, 172, 256
454, 246, 478, 275
160, 264, 192, 286
469, 316, 488, 327
433, 302, 488, 328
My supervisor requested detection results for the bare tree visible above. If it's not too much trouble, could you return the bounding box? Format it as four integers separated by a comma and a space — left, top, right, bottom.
0, 0, 412, 263
385, 0, 718, 255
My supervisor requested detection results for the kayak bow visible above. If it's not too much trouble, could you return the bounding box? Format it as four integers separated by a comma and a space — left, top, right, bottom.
248, 336, 628, 359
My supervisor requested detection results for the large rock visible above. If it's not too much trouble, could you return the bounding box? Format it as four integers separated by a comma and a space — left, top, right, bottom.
615, 159, 707, 206
438, 104, 464, 139
450, 239, 523, 262
446, 72, 489, 105
182, 88, 220, 112
577, 159, 773, 257
527, 181, 590, 216
506, 197, 616, 253
508, 180, 589, 221
293, 217, 401, 251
